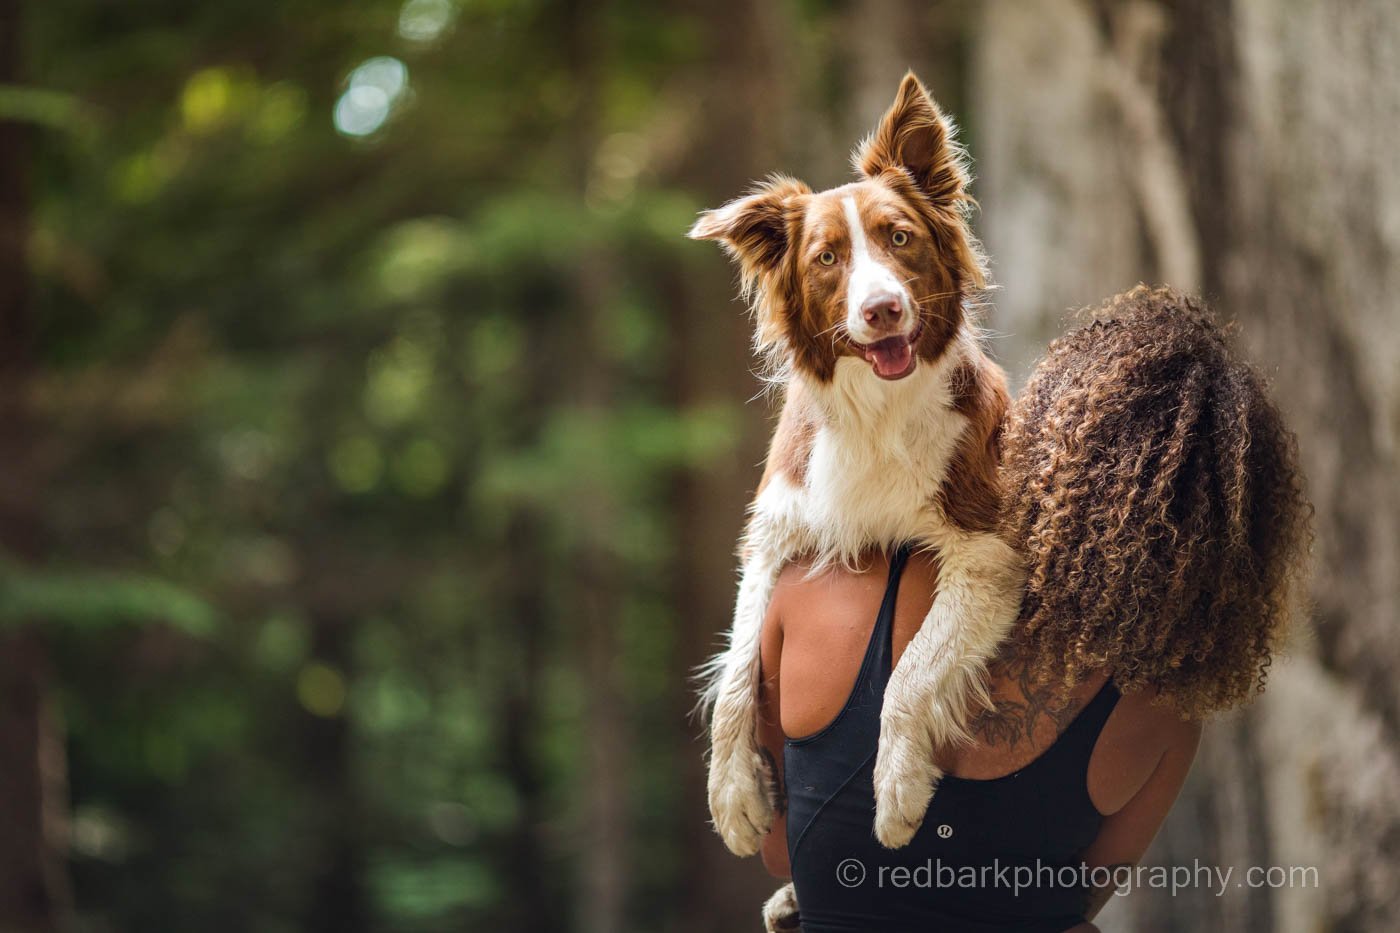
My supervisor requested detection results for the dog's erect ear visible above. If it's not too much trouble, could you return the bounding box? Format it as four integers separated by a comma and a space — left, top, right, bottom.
855, 72, 969, 205
688, 175, 810, 275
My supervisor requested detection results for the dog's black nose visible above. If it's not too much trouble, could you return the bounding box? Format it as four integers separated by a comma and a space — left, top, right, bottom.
861, 295, 903, 328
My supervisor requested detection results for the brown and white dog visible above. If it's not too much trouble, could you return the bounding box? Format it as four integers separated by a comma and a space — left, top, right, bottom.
690, 73, 1023, 854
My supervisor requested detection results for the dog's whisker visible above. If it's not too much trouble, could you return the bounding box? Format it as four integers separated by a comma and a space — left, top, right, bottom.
913, 290, 960, 305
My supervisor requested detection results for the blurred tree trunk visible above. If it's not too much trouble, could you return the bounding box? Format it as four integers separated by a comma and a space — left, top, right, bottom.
0, 1, 72, 929
843, 0, 976, 142
973, 1, 1400, 930
298, 609, 369, 933
559, 3, 630, 932
660, 1, 797, 931
496, 515, 558, 933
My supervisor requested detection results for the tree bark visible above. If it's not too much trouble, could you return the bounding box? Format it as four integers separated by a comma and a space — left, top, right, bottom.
973, 1, 1400, 930
298, 610, 370, 933
661, 1, 798, 930
556, 4, 631, 931
496, 516, 558, 933
0, 1, 72, 928
844, 0, 976, 140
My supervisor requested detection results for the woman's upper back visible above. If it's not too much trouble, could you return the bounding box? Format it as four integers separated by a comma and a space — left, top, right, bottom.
765, 549, 1187, 804
756, 547, 1201, 930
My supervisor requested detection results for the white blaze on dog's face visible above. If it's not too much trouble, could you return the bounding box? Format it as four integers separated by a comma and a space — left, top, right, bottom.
796, 183, 940, 381
840, 192, 915, 375
688, 72, 987, 384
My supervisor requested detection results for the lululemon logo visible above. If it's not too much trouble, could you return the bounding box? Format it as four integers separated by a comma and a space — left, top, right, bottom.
937, 824, 953, 839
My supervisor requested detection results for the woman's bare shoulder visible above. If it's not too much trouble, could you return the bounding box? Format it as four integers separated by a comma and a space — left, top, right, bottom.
1112, 685, 1204, 752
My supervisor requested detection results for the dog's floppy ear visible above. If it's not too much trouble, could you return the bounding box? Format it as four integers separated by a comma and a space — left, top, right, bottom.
855, 72, 969, 206
688, 175, 810, 276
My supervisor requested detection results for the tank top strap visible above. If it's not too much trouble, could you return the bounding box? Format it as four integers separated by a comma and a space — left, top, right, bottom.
784, 544, 916, 752
1027, 678, 1122, 780
862, 543, 913, 693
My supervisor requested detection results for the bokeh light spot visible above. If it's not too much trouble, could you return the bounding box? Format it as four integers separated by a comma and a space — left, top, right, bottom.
256, 613, 310, 672
393, 438, 449, 497
182, 68, 234, 132
364, 339, 433, 426
351, 56, 409, 100
329, 435, 385, 493
334, 56, 409, 137
427, 802, 476, 846
297, 662, 348, 718
334, 85, 391, 137
398, 0, 456, 44
250, 82, 307, 143
374, 218, 471, 301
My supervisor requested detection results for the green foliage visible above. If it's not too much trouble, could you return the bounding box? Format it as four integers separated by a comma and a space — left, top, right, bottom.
0, 562, 216, 635
11, 0, 866, 929
0, 84, 97, 137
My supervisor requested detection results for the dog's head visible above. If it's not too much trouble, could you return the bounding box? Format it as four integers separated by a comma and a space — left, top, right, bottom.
689, 72, 986, 383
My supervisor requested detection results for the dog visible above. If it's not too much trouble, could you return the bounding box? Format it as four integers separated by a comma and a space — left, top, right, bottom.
689, 72, 1024, 856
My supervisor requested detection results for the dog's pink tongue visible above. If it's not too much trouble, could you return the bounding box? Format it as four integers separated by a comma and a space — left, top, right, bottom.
866, 337, 913, 377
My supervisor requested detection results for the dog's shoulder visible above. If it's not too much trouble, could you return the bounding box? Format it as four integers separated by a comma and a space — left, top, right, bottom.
758, 380, 822, 495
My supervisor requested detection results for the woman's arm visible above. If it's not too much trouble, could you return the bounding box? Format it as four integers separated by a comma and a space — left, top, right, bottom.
756, 594, 790, 879
1079, 715, 1202, 919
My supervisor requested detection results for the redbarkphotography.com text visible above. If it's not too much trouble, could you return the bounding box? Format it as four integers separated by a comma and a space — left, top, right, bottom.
833, 858, 1321, 899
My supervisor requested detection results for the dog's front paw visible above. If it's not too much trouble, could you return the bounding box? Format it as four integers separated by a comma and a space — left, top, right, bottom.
872, 712, 941, 849
708, 738, 775, 856
761, 883, 800, 932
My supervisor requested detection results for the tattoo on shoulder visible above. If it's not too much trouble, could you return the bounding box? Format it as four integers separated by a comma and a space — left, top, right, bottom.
967, 654, 1082, 749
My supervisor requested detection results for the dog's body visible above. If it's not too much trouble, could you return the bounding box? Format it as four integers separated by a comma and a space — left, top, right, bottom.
690, 74, 1024, 855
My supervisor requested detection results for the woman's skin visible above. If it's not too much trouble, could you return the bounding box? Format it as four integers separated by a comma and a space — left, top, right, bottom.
756, 550, 1202, 930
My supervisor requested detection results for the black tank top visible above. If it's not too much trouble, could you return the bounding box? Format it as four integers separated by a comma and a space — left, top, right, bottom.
784, 545, 1121, 933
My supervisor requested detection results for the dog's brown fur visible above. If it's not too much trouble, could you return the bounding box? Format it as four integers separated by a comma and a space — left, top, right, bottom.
691, 72, 1025, 861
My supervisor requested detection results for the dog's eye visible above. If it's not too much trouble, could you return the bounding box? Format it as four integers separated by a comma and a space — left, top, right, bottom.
891, 230, 910, 247
818, 250, 836, 266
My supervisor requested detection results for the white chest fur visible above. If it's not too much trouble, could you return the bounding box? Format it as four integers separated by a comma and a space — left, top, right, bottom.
752, 337, 971, 565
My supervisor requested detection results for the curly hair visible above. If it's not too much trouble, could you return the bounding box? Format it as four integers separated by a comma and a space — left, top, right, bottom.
1000, 285, 1313, 718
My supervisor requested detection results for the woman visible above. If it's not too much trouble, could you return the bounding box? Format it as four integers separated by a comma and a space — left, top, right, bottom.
755, 287, 1312, 932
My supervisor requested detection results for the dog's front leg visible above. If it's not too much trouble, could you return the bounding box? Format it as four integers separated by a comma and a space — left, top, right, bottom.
872, 533, 1024, 848
705, 544, 786, 856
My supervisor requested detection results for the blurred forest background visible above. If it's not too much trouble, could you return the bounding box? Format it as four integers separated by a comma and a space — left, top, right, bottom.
1, 1, 1397, 931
